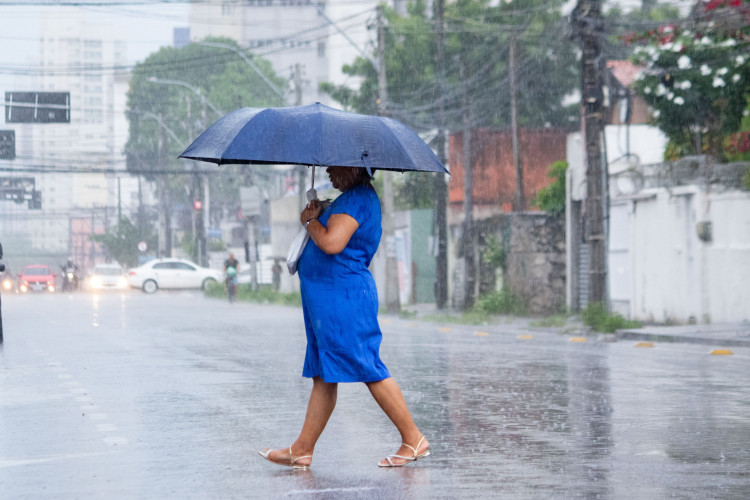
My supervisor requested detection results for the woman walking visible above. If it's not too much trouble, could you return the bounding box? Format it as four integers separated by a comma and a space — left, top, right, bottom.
258, 166, 429, 469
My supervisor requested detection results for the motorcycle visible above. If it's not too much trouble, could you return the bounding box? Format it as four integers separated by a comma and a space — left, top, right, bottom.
61, 265, 79, 292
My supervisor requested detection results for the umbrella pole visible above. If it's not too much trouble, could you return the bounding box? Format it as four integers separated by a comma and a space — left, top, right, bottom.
306, 166, 317, 202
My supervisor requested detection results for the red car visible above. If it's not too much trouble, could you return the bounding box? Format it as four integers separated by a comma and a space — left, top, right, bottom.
18, 264, 56, 293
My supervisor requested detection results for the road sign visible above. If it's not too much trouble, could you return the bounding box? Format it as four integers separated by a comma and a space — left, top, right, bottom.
240, 186, 262, 217
0, 130, 14, 160
0, 177, 34, 205
5, 92, 70, 123
28, 190, 41, 210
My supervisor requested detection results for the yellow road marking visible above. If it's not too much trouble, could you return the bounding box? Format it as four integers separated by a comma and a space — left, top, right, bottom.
474, 331, 489, 336
634, 342, 654, 348
569, 337, 587, 342
517, 334, 533, 340
439, 327, 452, 333
711, 349, 733, 355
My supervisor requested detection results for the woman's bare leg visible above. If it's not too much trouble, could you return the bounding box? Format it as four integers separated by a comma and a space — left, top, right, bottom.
263, 376, 337, 467
366, 377, 429, 465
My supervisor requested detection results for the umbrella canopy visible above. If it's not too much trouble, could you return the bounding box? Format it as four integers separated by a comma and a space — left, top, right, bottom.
179, 103, 448, 174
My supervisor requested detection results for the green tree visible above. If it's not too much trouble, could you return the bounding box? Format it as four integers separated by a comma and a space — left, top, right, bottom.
629, 1, 750, 159
320, 0, 579, 208
90, 217, 156, 269
125, 37, 288, 248
532, 160, 567, 214
127, 37, 286, 179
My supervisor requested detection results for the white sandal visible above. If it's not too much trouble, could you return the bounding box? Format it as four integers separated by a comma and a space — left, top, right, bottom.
378, 436, 430, 467
258, 446, 312, 470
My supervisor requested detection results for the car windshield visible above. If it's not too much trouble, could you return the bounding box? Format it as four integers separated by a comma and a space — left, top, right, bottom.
24, 267, 51, 276
94, 267, 123, 276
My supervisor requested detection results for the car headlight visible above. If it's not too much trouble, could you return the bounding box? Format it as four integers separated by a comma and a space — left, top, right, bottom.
2, 279, 11, 290
90, 277, 102, 288
48, 284, 55, 292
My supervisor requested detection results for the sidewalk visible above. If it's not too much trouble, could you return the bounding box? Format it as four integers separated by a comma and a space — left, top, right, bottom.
401, 302, 750, 348
615, 323, 750, 347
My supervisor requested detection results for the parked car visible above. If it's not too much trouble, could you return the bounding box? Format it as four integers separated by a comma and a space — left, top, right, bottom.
88, 263, 129, 291
127, 258, 222, 294
18, 264, 56, 293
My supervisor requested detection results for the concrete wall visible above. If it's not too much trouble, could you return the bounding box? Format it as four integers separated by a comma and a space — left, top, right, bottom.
610, 186, 750, 324
478, 213, 566, 315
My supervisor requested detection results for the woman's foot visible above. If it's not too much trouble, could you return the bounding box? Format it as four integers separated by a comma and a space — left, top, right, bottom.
258, 446, 313, 470
378, 436, 430, 467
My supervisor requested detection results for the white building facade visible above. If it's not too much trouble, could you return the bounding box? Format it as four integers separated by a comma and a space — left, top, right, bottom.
188, 0, 383, 106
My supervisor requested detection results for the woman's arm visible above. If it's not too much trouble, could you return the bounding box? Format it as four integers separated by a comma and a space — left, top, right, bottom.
300, 200, 359, 255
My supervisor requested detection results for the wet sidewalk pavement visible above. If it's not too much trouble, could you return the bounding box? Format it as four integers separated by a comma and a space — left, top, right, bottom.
405, 303, 750, 349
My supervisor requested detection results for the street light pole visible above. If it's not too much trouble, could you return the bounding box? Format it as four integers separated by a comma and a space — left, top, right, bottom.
147, 77, 224, 117
194, 41, 287, 105
144, 78, 223, 266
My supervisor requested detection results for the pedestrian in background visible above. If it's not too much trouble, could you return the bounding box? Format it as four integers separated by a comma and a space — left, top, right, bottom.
224, 252, 239, 303
258, 166, 429, 469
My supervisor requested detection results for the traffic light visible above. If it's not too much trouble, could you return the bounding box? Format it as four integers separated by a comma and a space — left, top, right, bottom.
0, 131, 14, 160
193, 200, 202, 210
28, 190, 41, 210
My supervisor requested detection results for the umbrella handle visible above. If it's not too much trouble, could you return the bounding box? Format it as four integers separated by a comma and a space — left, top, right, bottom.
362, 152, 373, 179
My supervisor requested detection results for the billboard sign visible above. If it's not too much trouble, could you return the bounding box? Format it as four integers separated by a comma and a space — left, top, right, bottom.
5, 92, 70, 123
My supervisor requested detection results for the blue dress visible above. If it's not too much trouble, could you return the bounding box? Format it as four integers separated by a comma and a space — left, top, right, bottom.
297, 184, 391, 383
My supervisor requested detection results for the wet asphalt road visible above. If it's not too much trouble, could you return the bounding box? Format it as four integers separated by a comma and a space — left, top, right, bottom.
0, 291, 748, 499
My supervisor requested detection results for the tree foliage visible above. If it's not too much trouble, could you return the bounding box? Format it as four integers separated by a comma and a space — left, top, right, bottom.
320, 0, 578, 208
126, 37, 288, 209
629, 1, 750, 159
89, 217, 156, 269
532, 160, 567, 214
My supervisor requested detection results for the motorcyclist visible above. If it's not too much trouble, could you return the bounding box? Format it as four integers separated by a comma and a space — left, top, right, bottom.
60, 257, 79, 292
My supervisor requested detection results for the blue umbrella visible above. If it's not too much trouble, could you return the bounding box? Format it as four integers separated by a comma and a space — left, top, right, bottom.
179, 103, 448, 175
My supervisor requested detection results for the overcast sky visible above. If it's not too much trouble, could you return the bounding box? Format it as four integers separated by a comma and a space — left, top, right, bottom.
0, 2, 189, 91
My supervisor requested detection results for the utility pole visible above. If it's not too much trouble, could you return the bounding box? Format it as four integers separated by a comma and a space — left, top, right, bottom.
459, 59, 475, 309
510, 32, 525, 211
377, 5, 400, 313
117, 177, 122, 222
575, 0, 607, 305
295, 64, 307, 214
433, 0, 448, 309
156, 113, 172, 258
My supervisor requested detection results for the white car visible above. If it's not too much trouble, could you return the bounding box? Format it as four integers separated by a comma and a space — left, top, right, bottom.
89, 263, 129, 291
127, 258, 222, 294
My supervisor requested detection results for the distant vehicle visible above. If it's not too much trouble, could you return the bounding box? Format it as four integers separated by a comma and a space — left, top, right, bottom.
1, 267, 14, 292
18, 264, 56, 293
127, 258, 222, 294
88, 263, 129, 291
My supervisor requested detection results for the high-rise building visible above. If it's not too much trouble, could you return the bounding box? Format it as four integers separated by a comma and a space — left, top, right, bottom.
0, 9, 143, 268
188, 0, 381, 106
